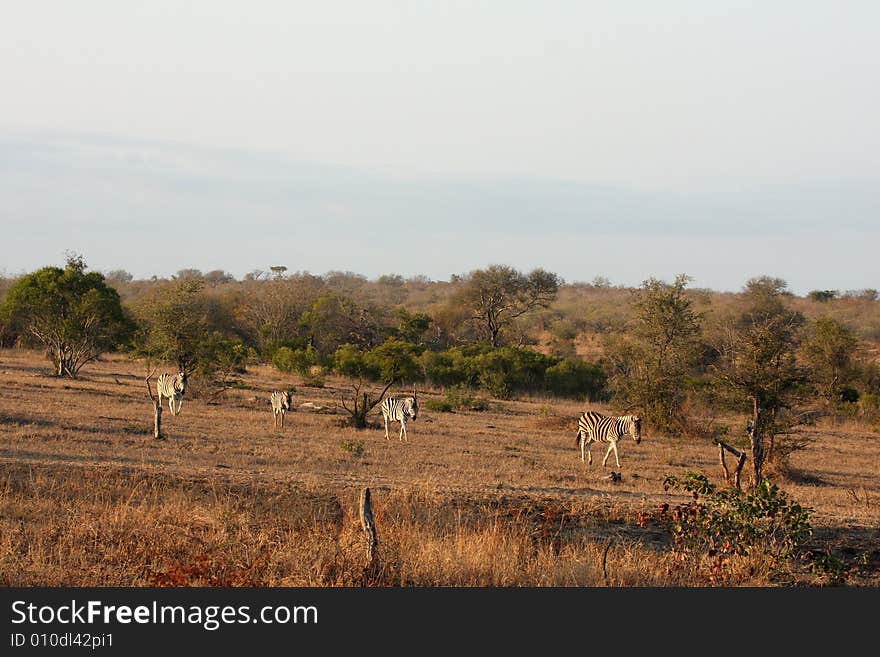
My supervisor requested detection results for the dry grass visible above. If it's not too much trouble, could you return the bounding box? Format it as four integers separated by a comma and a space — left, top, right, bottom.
1, 349, 878, 586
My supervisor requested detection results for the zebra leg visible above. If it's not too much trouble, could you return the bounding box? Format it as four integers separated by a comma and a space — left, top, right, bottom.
399, 418, 407, 442
602, 441, 616, 467
612, 441, 620, 468
579, 433, 585, 462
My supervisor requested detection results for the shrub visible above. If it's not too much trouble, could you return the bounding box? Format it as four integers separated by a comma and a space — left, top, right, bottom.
272, 345, 319, 375
423, 399, 453, 413
339, 439, 365, 456
655, 472, 813, 584
545, 359, 607, 400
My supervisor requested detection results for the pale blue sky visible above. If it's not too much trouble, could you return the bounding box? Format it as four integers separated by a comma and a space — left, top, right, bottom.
1, 2, 877, 293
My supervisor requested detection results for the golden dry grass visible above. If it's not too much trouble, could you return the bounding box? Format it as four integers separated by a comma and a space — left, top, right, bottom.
1, 349, 878, 586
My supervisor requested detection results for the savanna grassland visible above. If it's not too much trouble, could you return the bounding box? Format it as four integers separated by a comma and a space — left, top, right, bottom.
1, 348, 878, 587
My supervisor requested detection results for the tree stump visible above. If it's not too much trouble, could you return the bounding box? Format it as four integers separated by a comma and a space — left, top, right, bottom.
359, 487, 379, 578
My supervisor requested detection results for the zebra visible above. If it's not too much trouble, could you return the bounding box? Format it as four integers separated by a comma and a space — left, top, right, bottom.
381, 391, 419, 442
576, 411, 642, 468
270, 389, 294, 428
157, 372, 188, 416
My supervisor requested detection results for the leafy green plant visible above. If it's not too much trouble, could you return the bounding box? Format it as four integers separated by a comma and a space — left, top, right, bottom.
339, 439, 365, 456
423, 399, 453, 413
655, 472, 813, 583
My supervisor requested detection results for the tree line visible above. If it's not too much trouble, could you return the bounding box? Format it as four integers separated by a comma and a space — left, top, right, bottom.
1, 256, 878, 482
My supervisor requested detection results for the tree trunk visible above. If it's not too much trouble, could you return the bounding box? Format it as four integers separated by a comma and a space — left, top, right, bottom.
749, 398, 764, 486
153, 399, 163, 439
353, 393, 369, 428
359, 487, 379, 569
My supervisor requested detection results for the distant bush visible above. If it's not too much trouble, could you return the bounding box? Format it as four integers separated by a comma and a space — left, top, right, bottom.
545, 359, 607, 401
333, 339, 608, 402
423, 399, 453, 413
808, 290, 838, 303
272, 346, 319, 375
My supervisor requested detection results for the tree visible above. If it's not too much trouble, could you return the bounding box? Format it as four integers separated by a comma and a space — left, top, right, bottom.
455, 265, 560, 347
105, 269, 134, 283
808, 289, 838, 303
388, 308, 433, 345
238, 274, 324, 357
711, 277, 808, 484
301, 294, 383, 355
130, 279, 238, 375
1, 256, 131, 377
801, 317, 857, 404
333, 345, 391, 428
604, 275, 702, 434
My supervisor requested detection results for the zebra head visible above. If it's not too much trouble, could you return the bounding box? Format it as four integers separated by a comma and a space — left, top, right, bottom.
281, 390, 293, 410
629, 416, 642, 443
177, 372, 188, 394
409, 389, 419, 420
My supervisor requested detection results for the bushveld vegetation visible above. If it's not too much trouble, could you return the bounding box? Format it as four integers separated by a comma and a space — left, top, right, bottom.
0, 259, 878, 586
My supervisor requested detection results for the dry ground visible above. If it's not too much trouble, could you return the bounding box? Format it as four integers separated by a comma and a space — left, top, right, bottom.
1, 349, 878, 586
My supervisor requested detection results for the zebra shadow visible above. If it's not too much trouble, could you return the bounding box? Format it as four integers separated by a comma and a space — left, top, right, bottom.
0, 413, 56, 428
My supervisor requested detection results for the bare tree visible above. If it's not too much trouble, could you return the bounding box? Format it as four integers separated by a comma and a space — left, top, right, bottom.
454, 265, 560, 347
338, 379, 395, 429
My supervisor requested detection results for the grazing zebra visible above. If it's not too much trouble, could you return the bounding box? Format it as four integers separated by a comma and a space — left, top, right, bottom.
381, 391, 419, 442
270, 389, 294, 429
576, 411, 642, 468
157, 372, 188, 416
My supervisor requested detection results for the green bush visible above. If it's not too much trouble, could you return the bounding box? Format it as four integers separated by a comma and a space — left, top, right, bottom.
545, 359, 607, 400
272, 345, 319, 375
365, 339, 422, 383
657, 472, 813, 583
423, 399, 453, 413
335, 339, 608, 402
333, 344, 381, 380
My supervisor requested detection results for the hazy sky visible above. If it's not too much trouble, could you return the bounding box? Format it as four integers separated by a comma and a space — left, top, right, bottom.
1, 2, 877, 293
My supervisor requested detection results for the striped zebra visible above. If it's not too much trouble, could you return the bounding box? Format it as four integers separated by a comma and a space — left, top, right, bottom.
157, 372, 188, 416
381, 391, 419, 442
270, 389, 294, 429
576, 411, 642, 468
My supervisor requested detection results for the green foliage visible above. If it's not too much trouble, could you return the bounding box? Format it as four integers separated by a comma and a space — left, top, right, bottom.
801, 316, 858, 403
301, 294, 382, 355
272, 345, 319, 375
420, 349, 470, 388
333, 344, 381, 381
659, 472, 813, 583
422, 399, 454, 413
129, 279, 240, 378
421, 384, 491, 413
1, 257, 133, 377
469, 346, 549, 399
604, 274, 703, 434
365, 339, 422, 383
339, 439, 365, 456
808, 289, 838, 303
711, 277, 808, 481
388, 308, 433, 344
544, 359, 607, 400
